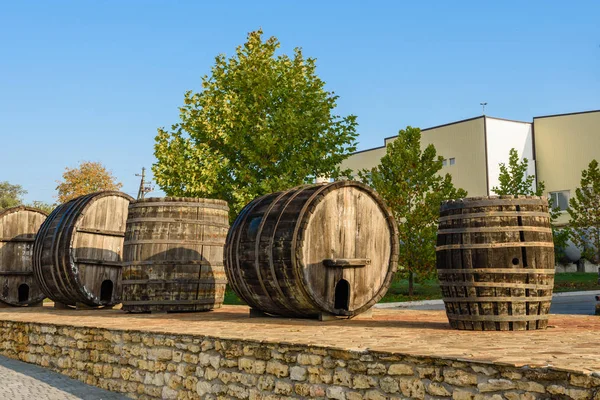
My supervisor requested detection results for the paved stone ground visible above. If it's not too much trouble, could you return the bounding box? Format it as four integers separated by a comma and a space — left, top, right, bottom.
0, 355, 127, 399
1, 304, 599, 374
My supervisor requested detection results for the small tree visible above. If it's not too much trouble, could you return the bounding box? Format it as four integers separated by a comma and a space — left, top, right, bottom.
359, 126, 467, 296
56, 161, 123, 203
153, 29, 357, 220
568, 159, 600, 264
28, 201, 56, 214
491, 148, 569, 262
491, 148, 544, 196
0, 181, 26, 210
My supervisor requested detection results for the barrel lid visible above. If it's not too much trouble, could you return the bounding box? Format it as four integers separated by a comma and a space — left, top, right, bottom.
0, 205, 49, 218
132, 196, 228, 208
441, 195, 548, 211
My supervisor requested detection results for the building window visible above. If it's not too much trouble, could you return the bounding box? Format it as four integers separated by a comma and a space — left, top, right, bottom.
442, 159, 447, 166
449, 158, 456, 166
549, 190, 569, 211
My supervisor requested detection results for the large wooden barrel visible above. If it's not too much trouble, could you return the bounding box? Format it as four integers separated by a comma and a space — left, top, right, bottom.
436, 196, 555, 331
225, 181, 399, 318
121, 197, 229, 313
33, 191, 133, 308
0, 206, 48, 306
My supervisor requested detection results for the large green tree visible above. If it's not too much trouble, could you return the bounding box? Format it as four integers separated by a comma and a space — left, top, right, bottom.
359, 126, 467, 295
0, 181, 26, 210
568, 159, 600, 263
153, 29, 358, 219
491, 148, 569, 263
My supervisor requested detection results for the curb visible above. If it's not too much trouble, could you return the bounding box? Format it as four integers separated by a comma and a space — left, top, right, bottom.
375, 290, 600, 309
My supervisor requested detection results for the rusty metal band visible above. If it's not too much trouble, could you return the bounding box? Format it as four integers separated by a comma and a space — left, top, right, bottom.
437, 268, 556, 274
121, 260, 224, 267
439, 281, 554, 290
446, 314, 549, 322
121, 279, 227, 285
122, 299, 220, 305
438, 211, 549, 222
75, 228, 125, 237
129, 202, 229, 211
437, 226, 552, 234
124, 239, 225, 246
436, 241, 554, 251
73, 258, 123, 267
0, 271, 34, 276
442, 296, 553, 303
125, 217, 228, 228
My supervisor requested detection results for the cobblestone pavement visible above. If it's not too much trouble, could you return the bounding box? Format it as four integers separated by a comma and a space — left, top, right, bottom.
0, 355, 127, 400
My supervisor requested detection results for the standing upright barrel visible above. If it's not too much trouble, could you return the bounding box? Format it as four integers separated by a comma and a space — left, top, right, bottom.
33, 191, 133, 308
436, 196, 555, 331
225, 181, 399, 319
121, 197, 229, 313
0, 206, 47, 306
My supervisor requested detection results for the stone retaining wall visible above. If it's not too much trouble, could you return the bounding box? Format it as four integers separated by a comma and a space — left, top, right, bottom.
0, 320, 598, 400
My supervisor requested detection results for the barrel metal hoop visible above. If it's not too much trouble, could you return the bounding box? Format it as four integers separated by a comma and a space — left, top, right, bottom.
76, 228, 126, 237
439, 281, 554, 290
129, 202, 229, 211
445, 313, 550, 322
122, 299, 220, 305
436, 242, 554, 251
122, 260, 223, 267
437, 268, 556, 274
125, 240, 225, 246
437, 226, 552, 234
125, 217, 229, 228
122, 279, 228, 285
442, 296, 553, 303
438, 211, 549, 222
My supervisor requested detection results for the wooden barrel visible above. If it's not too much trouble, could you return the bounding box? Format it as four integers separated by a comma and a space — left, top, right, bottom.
225, 181, 399, 318
0, 206, 48, 306
33, 191, 133, 308
436, 196, 555, 331
121, 197, 229, 313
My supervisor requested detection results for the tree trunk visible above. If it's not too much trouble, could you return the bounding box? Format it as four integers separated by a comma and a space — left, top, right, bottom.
408, 271, 414, 297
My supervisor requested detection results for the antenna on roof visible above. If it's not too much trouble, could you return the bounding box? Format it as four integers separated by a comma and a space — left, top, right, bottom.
480, 102, 488, 115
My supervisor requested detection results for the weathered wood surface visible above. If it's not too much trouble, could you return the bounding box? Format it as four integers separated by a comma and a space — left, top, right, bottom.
121, 197, 229, 313
0, 207, 47, 306
33, 191, 132, 308
225, 181, 399, 319
436, 196, 555, 331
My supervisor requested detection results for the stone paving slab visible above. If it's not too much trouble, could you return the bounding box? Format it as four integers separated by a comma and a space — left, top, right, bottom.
1, 304, 598, 375
0, 354, 127, 399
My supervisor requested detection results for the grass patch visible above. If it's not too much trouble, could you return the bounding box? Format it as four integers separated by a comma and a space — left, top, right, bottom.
379, 278, 442, 303
553, 273, 600, 292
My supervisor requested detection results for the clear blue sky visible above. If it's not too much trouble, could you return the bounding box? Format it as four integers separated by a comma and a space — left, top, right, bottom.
1, 1, 598, 203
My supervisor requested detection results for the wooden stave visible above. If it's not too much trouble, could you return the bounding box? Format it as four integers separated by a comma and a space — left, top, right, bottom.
225, 181, 398, 318
436, 196, 554, 331
33, 192, 132, 307
121, 197, 229, 313
0, 206, 48, 306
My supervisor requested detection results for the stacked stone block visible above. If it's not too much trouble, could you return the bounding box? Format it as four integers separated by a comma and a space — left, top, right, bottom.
0, 321, 598, 399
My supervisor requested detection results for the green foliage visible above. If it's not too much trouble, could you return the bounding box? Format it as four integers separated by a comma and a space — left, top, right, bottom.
568, 159, 600, 263
491, 148, 544, 196
0, 181, 26, 210
358, 126, 467, 284
491, 148, 569, 263
27, 201, 56, 214
153, 29, 358, 219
